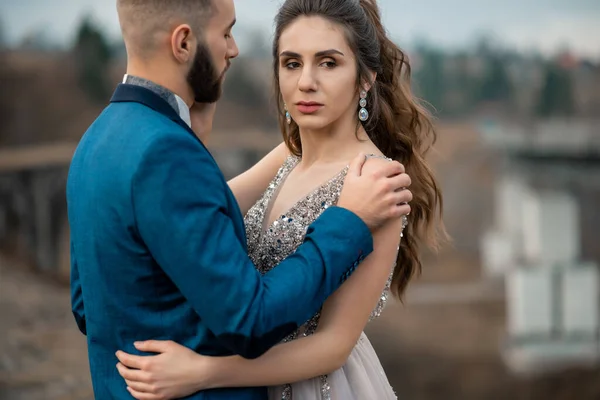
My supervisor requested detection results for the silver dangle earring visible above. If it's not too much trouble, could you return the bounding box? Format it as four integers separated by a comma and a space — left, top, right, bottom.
358, 90, 369, 122
284, 103, 292, 125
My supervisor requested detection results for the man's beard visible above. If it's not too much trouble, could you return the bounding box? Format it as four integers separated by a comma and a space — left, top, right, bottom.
187, 42, 227, 103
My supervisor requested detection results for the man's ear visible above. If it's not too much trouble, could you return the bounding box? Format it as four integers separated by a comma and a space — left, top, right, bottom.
171, 24, 195, 64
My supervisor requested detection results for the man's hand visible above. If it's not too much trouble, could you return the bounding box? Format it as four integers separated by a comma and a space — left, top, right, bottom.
190, 102, 217, 141
338, 154, 412, 231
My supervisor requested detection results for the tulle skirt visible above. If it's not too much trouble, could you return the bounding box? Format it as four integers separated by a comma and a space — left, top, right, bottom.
267, 332, 397, 399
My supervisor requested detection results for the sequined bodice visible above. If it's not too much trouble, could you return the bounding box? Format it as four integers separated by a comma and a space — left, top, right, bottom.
244, 155, 394, 342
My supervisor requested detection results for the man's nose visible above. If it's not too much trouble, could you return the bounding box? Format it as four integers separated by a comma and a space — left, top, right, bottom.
228, 35, 239, 59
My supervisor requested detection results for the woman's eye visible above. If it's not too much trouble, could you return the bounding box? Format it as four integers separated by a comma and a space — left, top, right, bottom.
286, 62, 301, 69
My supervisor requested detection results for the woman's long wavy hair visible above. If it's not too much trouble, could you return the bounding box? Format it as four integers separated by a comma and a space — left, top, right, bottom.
272, 0, 447, 299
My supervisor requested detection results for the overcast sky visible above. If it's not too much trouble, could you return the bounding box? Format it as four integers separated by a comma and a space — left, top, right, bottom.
1, 0, 599, 58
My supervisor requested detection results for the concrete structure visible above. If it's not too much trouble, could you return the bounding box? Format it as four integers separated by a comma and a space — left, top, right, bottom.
0, 131, 280, 281
479, 118, 600, 375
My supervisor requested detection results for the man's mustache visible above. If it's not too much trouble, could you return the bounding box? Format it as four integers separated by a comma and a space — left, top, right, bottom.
221, 61, 231, 78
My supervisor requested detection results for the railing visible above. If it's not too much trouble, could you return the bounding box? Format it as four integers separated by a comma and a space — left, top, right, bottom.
480, 119, 600, 157
0, 129, 280, 174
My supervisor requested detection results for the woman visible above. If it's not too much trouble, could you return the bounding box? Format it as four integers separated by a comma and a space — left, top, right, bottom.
116, 0, 444, 398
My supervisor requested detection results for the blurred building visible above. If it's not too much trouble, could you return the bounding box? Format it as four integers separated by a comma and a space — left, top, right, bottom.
481, 118, 600, 374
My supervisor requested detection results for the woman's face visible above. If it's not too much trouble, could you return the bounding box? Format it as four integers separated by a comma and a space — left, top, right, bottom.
278, 15, 361, 131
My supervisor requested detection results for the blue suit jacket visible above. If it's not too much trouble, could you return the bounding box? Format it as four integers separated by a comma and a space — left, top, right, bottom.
67, 84, 373, 399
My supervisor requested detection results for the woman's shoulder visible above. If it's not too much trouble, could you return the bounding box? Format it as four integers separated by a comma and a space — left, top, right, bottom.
357, 141, 388, 163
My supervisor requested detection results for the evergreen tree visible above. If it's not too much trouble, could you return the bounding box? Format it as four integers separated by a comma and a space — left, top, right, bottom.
536, 63, 575, 117
0, 18, 5, 50
413, 45, 445, 114
222, 61, 267, 109
478, 55, 512, 103
73, 16, 112, 103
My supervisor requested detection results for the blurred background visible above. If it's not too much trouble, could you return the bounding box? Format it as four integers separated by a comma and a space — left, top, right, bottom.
0, 0, 599, 399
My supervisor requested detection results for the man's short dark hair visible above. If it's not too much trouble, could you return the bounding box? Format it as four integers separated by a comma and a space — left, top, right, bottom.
117, 0, 213, 57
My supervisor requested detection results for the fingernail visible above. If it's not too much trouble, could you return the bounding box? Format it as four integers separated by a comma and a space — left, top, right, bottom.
134, 341, 141, 346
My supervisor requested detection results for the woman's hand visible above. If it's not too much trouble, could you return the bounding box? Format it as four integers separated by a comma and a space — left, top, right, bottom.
116, 340, 212, 400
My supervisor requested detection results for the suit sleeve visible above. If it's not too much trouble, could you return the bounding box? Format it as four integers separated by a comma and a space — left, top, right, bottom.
70, 240, 86, 335
132, 133, 373, 359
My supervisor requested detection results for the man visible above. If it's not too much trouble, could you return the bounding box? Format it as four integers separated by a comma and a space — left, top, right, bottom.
67, 0, 412, 398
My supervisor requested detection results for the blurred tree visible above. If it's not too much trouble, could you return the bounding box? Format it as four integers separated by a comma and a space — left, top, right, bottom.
413, 44, 445, 114
110, 39, 127, 61
0, 18, 5, 50
73, 16, 112, 103
443, 53, 479, 115
0, 18, 8, 142
474, 35, 499, 59
246, 28, 270, 59
478, 55, 513, 102
20, 30, 53, 51
536, 63, 575, 117
222, 61, 268, 109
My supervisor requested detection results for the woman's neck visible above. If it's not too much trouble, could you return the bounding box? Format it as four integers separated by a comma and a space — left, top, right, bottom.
298, 116, 373, 168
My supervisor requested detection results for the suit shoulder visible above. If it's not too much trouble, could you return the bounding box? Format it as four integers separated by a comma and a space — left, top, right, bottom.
103, 103, 209, 155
